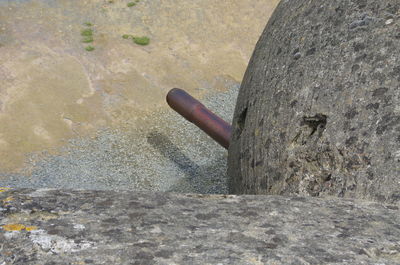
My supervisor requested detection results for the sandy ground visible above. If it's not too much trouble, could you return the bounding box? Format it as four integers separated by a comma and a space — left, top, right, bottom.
0, 0, 279, 193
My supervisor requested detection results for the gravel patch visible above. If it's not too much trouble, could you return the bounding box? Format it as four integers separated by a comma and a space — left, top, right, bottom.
0, 85, 238, 194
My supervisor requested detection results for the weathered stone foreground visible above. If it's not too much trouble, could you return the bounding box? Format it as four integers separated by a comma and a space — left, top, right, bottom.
0, 189, 399, 264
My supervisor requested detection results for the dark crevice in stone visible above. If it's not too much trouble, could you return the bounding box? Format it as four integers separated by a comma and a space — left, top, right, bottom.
236, 107, 248, 137
302, 114, 328, 136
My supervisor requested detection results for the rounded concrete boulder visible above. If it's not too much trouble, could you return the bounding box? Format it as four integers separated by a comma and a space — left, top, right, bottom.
228, 0, 400, 203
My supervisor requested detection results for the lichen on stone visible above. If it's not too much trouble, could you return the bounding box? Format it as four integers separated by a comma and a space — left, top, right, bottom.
2, 196, 13, 203
2, 224, 26, 231
25, 226, 38, 231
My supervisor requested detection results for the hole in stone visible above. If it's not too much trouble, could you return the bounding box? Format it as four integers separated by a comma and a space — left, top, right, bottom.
302, 114, 327, 136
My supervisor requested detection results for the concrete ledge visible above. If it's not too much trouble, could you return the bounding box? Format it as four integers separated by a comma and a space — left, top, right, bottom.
1, 189, 399, 264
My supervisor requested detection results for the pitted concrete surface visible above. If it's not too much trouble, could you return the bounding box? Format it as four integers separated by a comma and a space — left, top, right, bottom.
1, 188, 400, 264
228, 0, 400, 203
0, 0, 279, 192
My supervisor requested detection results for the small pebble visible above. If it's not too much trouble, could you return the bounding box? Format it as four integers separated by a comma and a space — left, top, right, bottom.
293, 52, 301, 60
349, 20, 365, 29
385, 19, 394, 25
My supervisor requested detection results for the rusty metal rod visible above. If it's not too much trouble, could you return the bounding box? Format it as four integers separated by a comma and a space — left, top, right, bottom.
166, 88, 232, 149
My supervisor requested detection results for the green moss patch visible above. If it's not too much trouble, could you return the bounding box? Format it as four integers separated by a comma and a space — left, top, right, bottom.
122, 34, 133, 39
133, 36, 150, 45
122, 34, 150, 46
85, 46, 95, 51
127, 2, 136, 7
83, 22, 93, 27
81, 29, 93, 37
82, 37, 94, 43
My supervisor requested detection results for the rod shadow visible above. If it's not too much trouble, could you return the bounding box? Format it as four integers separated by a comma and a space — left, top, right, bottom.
146, 131, 228, 194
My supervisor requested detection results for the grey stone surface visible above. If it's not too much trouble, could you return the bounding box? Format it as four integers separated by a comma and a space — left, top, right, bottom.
228, 0, 400, 203
1, 189, 400, 264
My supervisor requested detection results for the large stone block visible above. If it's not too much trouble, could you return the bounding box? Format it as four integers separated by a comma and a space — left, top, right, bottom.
228, 0, 400, 203
1, 189, 399, 264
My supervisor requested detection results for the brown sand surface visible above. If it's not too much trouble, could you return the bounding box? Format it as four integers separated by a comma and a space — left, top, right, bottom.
0, 0, 279, 191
